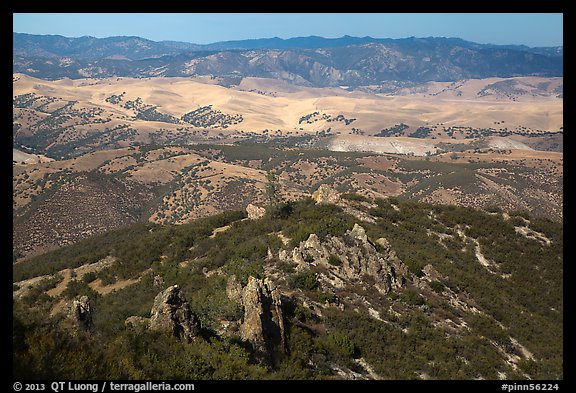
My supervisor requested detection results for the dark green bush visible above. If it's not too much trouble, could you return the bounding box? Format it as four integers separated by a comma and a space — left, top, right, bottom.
401, 289, 425, 306
317, 291, 337, 304
327, 331, 358, 359
328, 255, 342, 266
429, 280, 444, 294
62, 279, 100, 300
341, 193, 370, 203
291, 271, 319, 291
82, 271, 98, 284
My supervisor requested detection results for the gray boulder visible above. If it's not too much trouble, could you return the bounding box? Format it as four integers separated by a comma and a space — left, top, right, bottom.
69, 295, 93, 331
149, 285, 200, 342
246, 203, 266, 220
312, 184, 340, 204
241, 276, 286, 360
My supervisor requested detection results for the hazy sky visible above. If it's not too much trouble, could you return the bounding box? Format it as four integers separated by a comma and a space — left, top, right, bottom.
13, 13, 563, 47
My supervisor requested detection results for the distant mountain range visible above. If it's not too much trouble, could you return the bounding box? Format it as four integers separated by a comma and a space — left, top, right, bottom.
13, 33, 563, 87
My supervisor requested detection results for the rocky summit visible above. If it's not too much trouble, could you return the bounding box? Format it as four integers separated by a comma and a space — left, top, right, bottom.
13, 196, 563, 379
246, 204, 266, 220
286, 224, 408, 295
312, 184, 341, 205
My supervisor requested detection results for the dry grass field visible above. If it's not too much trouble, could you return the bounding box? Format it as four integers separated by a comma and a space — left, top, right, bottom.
13, 73, 563, 260
14, 74, 562, 139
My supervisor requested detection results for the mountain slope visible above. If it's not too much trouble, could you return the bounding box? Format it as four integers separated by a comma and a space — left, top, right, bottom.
13, 33, 201, 60
14, 33, 563, 57
12, 73, 563, 260
13, 196, 563, 379
13, 33, 563, 85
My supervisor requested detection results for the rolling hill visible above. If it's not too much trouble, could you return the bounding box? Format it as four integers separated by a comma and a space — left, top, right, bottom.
13, 73, 563, 260
12, 73, 563, 160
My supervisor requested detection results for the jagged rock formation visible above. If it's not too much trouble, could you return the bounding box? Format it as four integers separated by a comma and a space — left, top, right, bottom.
69, 295, 93, 331
311, 185, 377, 224
149, 285, 200, 342
241, 276, 286, 360
312, 184, 341, 204
287, 224, 408, 294
153, 275, 165, 288
246, 203, 266, 220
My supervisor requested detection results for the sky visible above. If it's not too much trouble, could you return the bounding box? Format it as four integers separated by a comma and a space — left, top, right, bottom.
13, 13, 563, 47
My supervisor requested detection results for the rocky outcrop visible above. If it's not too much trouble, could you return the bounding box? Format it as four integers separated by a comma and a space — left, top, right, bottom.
312, 184, 340, 204
287, 224, 408, 294
422, 264, 444, 281
69, 295, 93, 331
241, 276, 286, 360
153, 275, 165, 288
246, 203, 266, 220
149, 285, 200, 342
215, 319, 241, 338
311, 185, 376, 224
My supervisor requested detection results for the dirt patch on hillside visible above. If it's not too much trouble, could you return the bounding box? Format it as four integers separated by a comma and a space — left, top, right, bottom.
46, 257, 116, 297
13, 256, 116, 299
357, 155, 397, 171
89, 276, 142, 295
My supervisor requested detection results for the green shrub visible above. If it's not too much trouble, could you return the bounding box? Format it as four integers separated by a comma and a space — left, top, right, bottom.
291, 271, 319, 291
509, 210, 531, 221
97, 268, 117, 286
401, 289, 425, 306
318, 291, 336, 304
328, 254, 342, 266
35, 274, 63, 292
327, 331, 358, 359
485, 205, 502, 214
82, 272, 98, 284
429, 280, 444, 294
341, 193, 370, 203
293, 305, 312, 322
276, 261, 295, 274
269, 201, 294, 219
62, 279, 100, 300
20, 287, 53, 307
508, 216, 526, 227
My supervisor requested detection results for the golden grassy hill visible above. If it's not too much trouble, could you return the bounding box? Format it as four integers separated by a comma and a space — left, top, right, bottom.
13, 73, 563, 137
